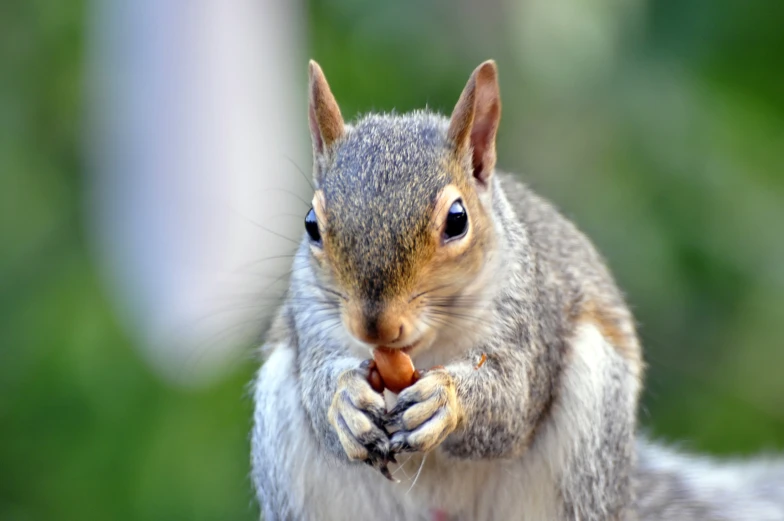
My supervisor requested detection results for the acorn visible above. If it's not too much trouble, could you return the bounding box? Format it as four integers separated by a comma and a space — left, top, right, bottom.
372, 347, 419, 394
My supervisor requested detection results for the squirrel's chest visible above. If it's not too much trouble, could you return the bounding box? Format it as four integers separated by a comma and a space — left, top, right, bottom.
365, 450, 560, 521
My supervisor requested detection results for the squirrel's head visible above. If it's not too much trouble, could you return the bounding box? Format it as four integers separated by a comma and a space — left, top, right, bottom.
303, 60, 502, 357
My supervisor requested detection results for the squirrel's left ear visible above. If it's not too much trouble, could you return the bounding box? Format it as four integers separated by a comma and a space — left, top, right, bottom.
308, 60, 345, 160
448, 60, 501, 189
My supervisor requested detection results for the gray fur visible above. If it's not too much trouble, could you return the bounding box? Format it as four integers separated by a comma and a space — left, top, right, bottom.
634, 440, 784, 520
251, 108, 784, 520
320, 112, 451, 299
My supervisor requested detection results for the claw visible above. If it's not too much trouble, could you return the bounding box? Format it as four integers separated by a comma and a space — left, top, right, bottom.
379, 463, 397, 482
384, 410, 403, 430
365, 456, 399, 482
387, 395, 416, 420
389, 436, 414, 454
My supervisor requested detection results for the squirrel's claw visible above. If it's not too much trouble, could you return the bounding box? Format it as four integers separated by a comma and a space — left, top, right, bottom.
384, 369, 461, 455
389, 437, 414, 454
379, 462, 398, 482
364, 455, 398, 482
329, 368, 392, 465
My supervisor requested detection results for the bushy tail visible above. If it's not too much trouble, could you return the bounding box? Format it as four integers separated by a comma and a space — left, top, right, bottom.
634, 439, 784, 521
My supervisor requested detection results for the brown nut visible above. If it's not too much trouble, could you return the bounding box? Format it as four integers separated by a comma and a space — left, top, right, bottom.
366, 360, 385, 393
372, 348, 417, 394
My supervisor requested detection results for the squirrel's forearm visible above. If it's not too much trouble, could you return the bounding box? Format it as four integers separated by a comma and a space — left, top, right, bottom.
298, 347, 363, 461
442, 347, 551, 459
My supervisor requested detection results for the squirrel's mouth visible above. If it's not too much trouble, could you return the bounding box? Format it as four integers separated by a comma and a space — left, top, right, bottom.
372, 342, 417, 357
383, 344, 414, 354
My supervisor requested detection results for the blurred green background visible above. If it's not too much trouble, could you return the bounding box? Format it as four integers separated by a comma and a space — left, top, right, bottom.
1, 0, 783, 520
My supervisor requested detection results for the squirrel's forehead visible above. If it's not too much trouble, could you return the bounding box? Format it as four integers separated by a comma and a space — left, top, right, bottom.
333, 115, 448, 170
323, 137, 451, 212
317, 121, 456, 290
321, 160, 447, 245
334, 128, 447, 173
322, 177, 442, 231
319, 115, 458, 238
323, 184, 436, 292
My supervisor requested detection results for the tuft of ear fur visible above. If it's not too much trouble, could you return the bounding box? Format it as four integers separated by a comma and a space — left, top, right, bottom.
447, 60, 502, 188
308, 60, 345, 159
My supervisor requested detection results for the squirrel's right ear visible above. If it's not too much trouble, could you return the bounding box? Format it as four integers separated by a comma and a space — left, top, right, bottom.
448, 60, 501, 190
308, 60, 345, 159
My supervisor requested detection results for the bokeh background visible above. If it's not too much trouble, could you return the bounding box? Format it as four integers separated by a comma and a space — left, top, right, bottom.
1, 0, 783, 520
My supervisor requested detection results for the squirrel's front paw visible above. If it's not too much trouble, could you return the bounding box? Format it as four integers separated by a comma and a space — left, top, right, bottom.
328, 365, 392, 475
385, 368, 462, 454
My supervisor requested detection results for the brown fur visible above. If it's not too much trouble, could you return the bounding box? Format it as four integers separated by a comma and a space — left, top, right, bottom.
308, 60, 345, 156
578, 300, 643, 372
447, 60, 501, 187
315, 126, 497, 351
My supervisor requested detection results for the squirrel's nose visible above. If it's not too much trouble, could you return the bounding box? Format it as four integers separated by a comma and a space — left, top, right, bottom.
352, 315, 404, 346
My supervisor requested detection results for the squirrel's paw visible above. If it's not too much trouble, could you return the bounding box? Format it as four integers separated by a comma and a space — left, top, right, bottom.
328, 366, 391, 471
386, 368, 461, 454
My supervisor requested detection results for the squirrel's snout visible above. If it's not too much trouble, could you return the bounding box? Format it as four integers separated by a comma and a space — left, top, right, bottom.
344, 303, 410, 346
352, 316, 404, 346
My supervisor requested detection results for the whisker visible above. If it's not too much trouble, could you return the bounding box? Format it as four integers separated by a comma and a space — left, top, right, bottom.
263, 187, 312, 208
282, 154, 316, 192
229, 208, 302, 246
409, 282, 461, 301
229, 253, 300, 273
427, 309, 488, 323
406, 454, 427, 494
315, 285, 348, 302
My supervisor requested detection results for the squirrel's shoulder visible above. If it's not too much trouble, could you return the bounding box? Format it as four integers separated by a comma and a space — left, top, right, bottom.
496, 171, 642, 365
494, 171, 597, 264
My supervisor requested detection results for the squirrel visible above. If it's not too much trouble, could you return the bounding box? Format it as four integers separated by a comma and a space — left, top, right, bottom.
250, 60, 784, 521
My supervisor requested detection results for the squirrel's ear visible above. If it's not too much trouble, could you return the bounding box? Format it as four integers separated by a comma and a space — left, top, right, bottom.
447, 60, 501, 189
308, 60, 345, 159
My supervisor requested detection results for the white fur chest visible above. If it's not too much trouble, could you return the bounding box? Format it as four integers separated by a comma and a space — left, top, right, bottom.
253, 323, 634, 521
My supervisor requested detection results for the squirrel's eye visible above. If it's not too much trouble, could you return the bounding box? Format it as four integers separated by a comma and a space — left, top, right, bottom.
444, 200, 468, 241
305, 208, 321, 244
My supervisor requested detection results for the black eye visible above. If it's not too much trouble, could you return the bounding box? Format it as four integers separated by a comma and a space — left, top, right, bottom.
444, 200, 468, 241
305, 208, 321, 244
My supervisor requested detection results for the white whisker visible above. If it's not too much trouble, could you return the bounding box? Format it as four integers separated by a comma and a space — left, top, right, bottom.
406, 453, 427, 495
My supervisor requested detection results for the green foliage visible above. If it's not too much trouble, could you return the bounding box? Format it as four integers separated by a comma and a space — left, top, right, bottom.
1, 0, 782, 519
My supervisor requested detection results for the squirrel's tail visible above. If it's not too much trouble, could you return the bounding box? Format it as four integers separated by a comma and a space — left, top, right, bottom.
634, 438, 784, 521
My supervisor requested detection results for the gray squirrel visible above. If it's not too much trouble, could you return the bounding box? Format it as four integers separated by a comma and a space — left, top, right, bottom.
250, 60, 784, 520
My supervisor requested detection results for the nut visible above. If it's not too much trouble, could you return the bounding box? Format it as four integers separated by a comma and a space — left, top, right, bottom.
372, 348, 417, 394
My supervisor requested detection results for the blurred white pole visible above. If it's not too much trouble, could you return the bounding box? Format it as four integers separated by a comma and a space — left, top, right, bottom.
87, 0, 308, 385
